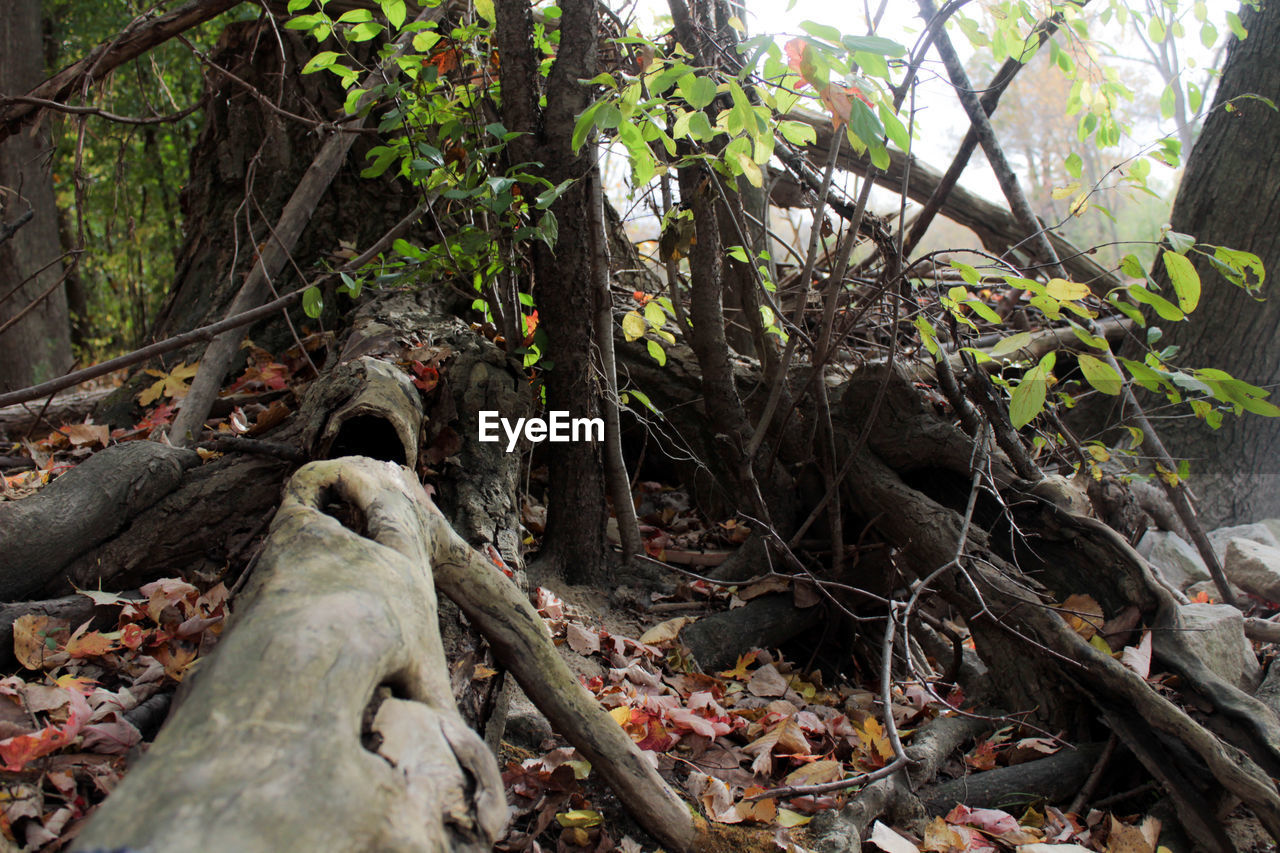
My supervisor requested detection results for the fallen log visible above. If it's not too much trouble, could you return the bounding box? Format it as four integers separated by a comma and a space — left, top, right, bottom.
74, 457, 703, 853
0, 442, 198, 600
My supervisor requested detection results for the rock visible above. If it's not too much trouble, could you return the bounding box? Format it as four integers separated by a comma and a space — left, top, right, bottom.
1259, 518, 1280, 544
1139, 530, 1210, 590
502, 689, 553, 751
1207, 523, 1280, 559
1156, 603, 1260, 691
1223, 539, 1280, 603
1184, 579, 1246, 605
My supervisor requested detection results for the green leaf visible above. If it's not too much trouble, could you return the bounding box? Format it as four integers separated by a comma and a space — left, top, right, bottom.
625, 388, 661, 415
1119, 254, 1145, 279
474, 0, 495, 23
676, 74, 717, 110
1077, 354, 1123, 395
1207, 245, 1265, 292
348, 21, 384, 41
951, 261, 980, 285
915, 316, 940, 357
622, 311, 646, 342
646, 339, 667, 365
1107, 294, 1146, 327
284, 13, 323, 31
535, 179, 574, 209
1165, 230, 1195, 254
302, 286, 324, 319
335, 8, 373, 23
534, 211, 558, 248
287, 0, 311, 11
1147, 15, 1166, 43
687, 111, 714, 140
840, 34, 906, 56
1159, 82, 1176, 119
571, 100, 605, 152
301, 51, 340, 74
988, 331, 1033, 358
846, 97, 884, 155
777, 120, 816, 146
1127, 284, 1184, 321
879, 103, 910, 152
1120, 357, 1167, 393
380, 0, 406, 29
1226, 11, 1247, 40
1010, 353, 1055, 429
1200, 21, 1218, 48
726, 245, 749, 263
1162, 250, 1200, 313
1064, 151, 1082, 178
644, 300, 666, 328
800, 20, 842, 43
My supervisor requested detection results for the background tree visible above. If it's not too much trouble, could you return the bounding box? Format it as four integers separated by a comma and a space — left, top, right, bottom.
1121, 0, 1280, 525
0, 0, 72, 390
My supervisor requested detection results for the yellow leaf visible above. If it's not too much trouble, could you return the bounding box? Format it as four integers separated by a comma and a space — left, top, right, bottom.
137, 361, 199, 405
1045, 278, 1090, 301
622, 311, 646, 342
609, 706, 631, 726
776, 808, 811, 828
1051, 182, 1082, 199
1069, 191, 1089, 217
556, 809, 603, 828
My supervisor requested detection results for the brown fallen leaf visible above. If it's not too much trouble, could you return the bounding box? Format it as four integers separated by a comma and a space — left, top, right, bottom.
639, 616, 695, 646
747, 663, 789, 698
1060, 593, 1104, 639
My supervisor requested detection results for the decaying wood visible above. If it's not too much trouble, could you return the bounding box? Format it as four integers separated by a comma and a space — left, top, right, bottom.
0, 594, 97, 669
76, 457, 702, 852
918, 742, 1107, 814
0, 387, 112, 439
73, 457, 507, 853
833, 366, 1280, 851
0, 442, 198, 600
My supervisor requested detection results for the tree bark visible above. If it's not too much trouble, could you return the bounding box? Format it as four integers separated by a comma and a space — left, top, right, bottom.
0, 0, 72, 392
1125, 2, 1280, 526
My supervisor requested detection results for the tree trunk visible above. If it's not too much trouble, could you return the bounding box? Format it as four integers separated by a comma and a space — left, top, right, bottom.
0, 0, 72, 392
1128, 2, 1280, 526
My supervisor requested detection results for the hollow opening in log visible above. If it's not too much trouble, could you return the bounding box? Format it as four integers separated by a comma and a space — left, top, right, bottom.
317, 489, 369, 538
324, 415, 407, 465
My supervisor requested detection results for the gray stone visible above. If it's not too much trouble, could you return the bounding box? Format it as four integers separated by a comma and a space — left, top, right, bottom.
1208, 523, 1280, 558
1139, 530, 1210, 590
1259, 518, 1280, 544
1223, 539, 1280, 603
1156, 603, 1260, 691
1185, 579, 1247, 604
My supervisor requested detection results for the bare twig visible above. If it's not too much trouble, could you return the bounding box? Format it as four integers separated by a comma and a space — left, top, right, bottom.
0, 95, 203, 126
